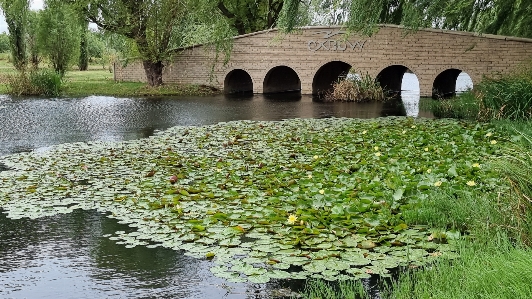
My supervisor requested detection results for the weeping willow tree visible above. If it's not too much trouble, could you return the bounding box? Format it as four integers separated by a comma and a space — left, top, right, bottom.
75, 0, 190, 86
278, 0, 532, 38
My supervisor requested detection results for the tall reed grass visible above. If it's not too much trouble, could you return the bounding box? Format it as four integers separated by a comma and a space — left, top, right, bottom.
300, 279, 368, 299
432, 62, 532, 121
381, 239, 532, 299
6, 69, 62, 96
324, 73, 388, 102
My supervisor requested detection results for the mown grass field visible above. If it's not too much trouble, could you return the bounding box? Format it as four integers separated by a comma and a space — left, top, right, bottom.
0, 53, 219, 97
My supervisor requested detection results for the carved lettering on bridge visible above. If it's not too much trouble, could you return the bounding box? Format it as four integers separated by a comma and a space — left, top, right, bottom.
307, 30, 367, 52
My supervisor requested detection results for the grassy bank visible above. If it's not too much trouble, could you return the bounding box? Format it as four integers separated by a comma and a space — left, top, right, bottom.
432, 62, 532, 121
0, 54, 220, 97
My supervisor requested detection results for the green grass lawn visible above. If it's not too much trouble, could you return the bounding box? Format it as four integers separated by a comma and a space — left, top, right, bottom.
0, 54, 220, 97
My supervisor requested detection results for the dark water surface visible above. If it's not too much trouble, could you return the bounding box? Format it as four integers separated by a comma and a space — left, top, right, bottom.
0, 92, 432, 298
0, 92, 432, 157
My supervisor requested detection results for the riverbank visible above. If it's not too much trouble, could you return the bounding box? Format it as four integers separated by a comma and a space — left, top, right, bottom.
0, 58, 221, 97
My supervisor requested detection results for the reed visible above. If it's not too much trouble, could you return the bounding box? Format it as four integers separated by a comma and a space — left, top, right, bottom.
5, 69, 62, 97
324, 73, 388, 102
382, 241, 532, 299
299, 278, 369, 299
431, 62, 532, 121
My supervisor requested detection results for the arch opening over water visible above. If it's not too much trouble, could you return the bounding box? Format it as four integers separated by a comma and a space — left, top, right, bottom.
312, 61, 352, 95
263, 66, 301, 94
456, 72, 473, 93
432, 69, 472, 98
224, 69, 253, 94
376, 65, 410, 95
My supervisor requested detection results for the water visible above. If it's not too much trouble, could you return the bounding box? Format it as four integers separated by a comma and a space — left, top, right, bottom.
0, 74, 471, 298
0, 209, 302, 299
0, 92, 433, 157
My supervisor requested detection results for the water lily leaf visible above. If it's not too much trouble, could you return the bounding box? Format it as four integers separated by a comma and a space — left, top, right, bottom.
219, 237, 241, 247
342, 237, 358, 248
267, 270, 292, 279
271, 262, 291, 270
392, 188, 404, 201
448, 165, 458, 177
302, 261, 327, 273
324, 259, 350, 271
248, 274, 271, 284
358, 240, 377, 249
254, 244, 279, 253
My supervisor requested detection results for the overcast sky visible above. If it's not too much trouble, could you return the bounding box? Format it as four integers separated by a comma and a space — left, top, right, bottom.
0, 0, 44, 33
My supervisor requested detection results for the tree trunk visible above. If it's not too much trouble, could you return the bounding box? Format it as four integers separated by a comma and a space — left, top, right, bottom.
143, 60, 164, 87
78, 26, 89, 71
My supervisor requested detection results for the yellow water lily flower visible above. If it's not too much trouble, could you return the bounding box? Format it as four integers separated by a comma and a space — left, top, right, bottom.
485, 132, 493, 137
424, 147, 429, 152
362, 130, 367, 134
287, 214, 298, 224
490, 140, 497, 145
375, 152, 382, 157
472, 163, 480, 168
426, 169, 432, 174
319, 189, 325, 195
374, 146, 379, 151
434, 181, 442, 187
313, 155, 319, 159
411, 125, 416, 129
466, 180, 476, 186
402, 130, 407, 134
308, 174, 313, 179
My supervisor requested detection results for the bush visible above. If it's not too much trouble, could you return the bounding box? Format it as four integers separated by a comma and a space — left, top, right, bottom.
430, 91, 481, 119
6, 69, 62, 96
477, 75, 532, 120
324, 73, 389, 102
431, 63, 532, 121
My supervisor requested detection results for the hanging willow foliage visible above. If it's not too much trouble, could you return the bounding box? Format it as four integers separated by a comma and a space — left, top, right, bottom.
277, 0, 301, 32
278, 0, 532, 39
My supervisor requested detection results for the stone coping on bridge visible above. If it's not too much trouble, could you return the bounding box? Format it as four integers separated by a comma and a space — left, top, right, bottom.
171, 24, 532, 52
114, 25, 532, 97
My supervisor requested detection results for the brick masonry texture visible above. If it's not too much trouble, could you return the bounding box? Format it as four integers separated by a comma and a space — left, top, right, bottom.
114, 25, 532, 97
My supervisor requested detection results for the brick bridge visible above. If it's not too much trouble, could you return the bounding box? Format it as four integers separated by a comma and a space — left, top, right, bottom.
115, 25, 532, 97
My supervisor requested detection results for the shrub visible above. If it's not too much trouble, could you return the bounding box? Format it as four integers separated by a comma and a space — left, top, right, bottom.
477, 75, 532, 120
430, 91, 481, 119
6, 69, 62, 96
324, 73, 388, 102
431, 62, 532, 121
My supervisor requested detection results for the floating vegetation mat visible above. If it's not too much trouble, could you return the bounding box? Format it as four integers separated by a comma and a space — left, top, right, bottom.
0, 117, 506, 283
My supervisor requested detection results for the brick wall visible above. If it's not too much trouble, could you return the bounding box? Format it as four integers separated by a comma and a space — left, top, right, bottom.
114, 25, 532, 97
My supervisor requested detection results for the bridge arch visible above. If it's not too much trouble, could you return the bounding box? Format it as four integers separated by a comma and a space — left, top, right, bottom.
376, 65, 418, 95
263, 66, 301, 94
224, 69, 253, 94
432, 68, 474, 98
312, 61, 352, 95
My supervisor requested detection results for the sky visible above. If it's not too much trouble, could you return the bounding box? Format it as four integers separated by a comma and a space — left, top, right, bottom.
0, 1, 44, 33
